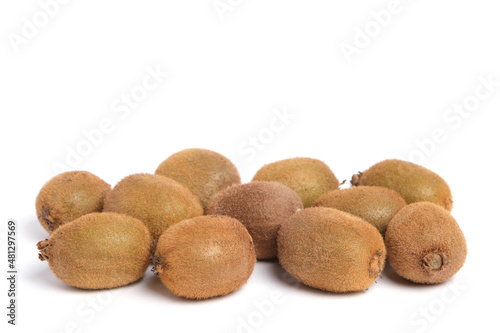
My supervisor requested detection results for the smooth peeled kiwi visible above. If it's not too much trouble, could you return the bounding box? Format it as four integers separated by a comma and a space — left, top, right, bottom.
277, 207, 386, 293
103, 173, 203, 241
351, 159, 453, 211
37, 212, 152, 289
252, 157, 339, 208
36, 171, 111, 233
385, 202, 467, 284
207, 181, 303, 259
155, 148, 241, 212
314, 186, 406, 236
153, 215, 256, 299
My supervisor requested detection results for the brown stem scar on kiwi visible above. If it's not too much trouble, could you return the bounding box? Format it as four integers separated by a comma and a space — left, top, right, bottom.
423, 252, 444, 272
37, 240, 50, 261
38, 208, 56, 231
151, 255, 168, 277
351, 172, 362, 186
368, 250, 384, 278
447, 198, 454, 208
149, 238, 158, 259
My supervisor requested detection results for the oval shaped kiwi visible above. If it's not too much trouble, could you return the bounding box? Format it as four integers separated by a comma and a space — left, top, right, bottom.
314, 186, 406, 236
252, 157, 339, 208
35, 171, 111, 233
351, 159, 453, 211
153, 215, 256, 299
277, 207, 386, 293
37, 212, 152, 289
385, 202, 467, 284
103, 173, 203, 241
207, 181, 303, 259
155, 148, 241, 212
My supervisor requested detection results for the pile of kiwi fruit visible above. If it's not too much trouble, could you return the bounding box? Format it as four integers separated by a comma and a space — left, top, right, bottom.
35, 149, 467, 299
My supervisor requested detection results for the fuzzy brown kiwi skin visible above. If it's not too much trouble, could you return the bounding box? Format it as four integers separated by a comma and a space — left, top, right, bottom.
351, 159, 453, 211
155, 148, 241, 213
152, 215, 256, 300
35, 171, 111, 233
385, 202, 467, 284
277, 207, 386, 293
103, 173, 204, 241
37, 212, 153, 290
314, 186, 407, 237
206, 181, 303, 260
251, 157, 339, 208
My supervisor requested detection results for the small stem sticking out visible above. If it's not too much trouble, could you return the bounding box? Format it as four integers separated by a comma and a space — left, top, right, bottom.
446, 197, 454, 211
368, 250, 384, 278
37, 240, 50, 261
151, 254, 168, 277
351, 172, 362, 186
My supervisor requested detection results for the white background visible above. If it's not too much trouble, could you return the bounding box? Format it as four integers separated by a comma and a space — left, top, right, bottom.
1, 1, 499, 332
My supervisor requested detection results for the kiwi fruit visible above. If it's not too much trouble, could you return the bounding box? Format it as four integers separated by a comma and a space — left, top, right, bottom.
153, 215, 256, 299
155, 148, 241, 212
252, 157, 339, 208
37, 212, 152, 289
207, 181, 303, 259
314, 186, 406, 236
103, 173, 203, 241
351, 159, 453, 211
385, 202, 467, 284
35, 171, 111, 233
277, 207, 386, 292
